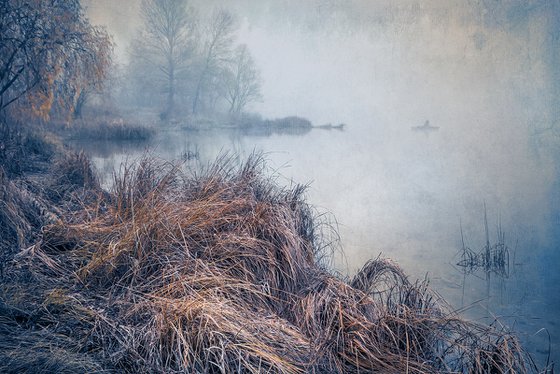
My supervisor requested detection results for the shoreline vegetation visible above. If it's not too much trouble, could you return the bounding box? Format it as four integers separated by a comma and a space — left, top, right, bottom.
65, 119, 156, 142
180, 113, 346, 136
55, 113, 339, 142
0, 122, 549, 373
183, 113, 315, 133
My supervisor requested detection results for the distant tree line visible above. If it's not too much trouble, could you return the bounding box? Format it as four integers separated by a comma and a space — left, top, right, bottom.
0, 0, 112, 122
124, 0, 262, 121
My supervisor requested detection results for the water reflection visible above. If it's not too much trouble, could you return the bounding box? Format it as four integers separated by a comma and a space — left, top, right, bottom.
456, 207, 511, 280
453, 207, 515, 332
69, 125, 312, 159
70, 138, 151, 159
239, 124, 312, 137
451, 206, 557, 368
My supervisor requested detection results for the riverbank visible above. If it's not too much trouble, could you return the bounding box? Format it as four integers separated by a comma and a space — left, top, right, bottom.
0, 123, 546, 373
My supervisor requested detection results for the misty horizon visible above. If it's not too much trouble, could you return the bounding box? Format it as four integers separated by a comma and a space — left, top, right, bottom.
84, 1, 558, 130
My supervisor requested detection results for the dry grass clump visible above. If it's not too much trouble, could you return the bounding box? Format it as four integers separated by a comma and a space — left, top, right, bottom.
50, 151, 100, 190
0, 122, 56, 178
0, 122, 76, 258
0, 170, 57, 261
1, 155, 544, 373
0, 180, 37, 276
0, 149, 105, 256
45, 150, 105, 214
0, 285, 105, 373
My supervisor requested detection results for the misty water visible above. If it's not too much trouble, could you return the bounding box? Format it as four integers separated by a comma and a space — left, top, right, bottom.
72, 117, 560, 366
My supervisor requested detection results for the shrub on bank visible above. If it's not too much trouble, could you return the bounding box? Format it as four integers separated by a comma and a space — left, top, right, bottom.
0, 123, 56, 178
66, 120, 155, 141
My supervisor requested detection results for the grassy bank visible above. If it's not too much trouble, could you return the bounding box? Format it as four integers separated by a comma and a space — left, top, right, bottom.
183, 113, 313, 136
65, 120, 156, 141
0, 124, 548, 373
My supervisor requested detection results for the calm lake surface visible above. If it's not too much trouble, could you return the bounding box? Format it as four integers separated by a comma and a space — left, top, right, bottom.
72, 120, 560, 367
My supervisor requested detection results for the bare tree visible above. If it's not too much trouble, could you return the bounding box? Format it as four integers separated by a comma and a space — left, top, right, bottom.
191, 9, 236, 114
222, 44, 262, 114
133, 0, 195, 119
55, 25, 113, 121
73, 59, 121, 120
0, 0, 112, 120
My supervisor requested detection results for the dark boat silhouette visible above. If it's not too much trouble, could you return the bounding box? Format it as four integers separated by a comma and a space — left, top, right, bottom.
411, 120, 439, 132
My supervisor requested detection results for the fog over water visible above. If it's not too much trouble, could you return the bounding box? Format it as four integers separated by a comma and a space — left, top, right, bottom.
82, 0, 560, 366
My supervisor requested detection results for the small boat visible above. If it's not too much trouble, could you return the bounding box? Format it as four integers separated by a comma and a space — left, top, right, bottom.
411, 120, 439, 132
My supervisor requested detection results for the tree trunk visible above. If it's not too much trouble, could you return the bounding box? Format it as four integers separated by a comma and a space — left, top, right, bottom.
166, 59, 175, 119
